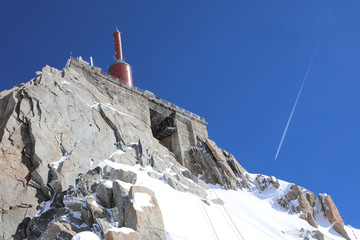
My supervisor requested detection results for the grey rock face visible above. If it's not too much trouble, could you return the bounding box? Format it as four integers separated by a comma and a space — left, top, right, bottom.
189, 138, 251, 190
0, 61, 164, 238
3, 58, 249, 237
0, 59, 219, 238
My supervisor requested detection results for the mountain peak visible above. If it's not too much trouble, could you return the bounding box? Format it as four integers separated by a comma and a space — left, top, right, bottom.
0, 58, 357, 239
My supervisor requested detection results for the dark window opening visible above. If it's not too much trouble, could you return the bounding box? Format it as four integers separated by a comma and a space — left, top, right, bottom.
150, 109, 177, 151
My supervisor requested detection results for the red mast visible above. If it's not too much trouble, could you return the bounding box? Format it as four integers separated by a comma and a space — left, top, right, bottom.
113, 29, 123, 60
108, 28, 133, 88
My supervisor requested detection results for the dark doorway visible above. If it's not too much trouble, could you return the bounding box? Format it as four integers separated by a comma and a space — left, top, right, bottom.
150, 109, 177, 151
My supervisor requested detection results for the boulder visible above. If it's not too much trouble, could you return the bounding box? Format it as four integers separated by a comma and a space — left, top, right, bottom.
112, 180, 128, 226
63, 190, 84, 211
148, 171, 163, 179
124, 186, 166, 240
40, 221, 76, 240
81, 205, 94, 226
105, 228, 141, 240
320, 194, 350, 239
96, 181, 114, 208
96, 218, 113, 236
167, 177, 187, 192
104, 167, 137, 184
111, 151, 137, 166
60, 212, 90, 232
211, 198, 225, 205
86, 195, 106, 219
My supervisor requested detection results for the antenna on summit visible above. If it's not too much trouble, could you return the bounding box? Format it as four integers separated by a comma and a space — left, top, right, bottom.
108, 27, 133, 88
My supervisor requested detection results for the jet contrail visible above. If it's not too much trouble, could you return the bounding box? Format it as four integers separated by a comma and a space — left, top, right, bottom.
274, 0, 335, 160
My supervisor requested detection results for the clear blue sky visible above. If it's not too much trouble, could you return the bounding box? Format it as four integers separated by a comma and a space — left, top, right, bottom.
1, 0, 359, 228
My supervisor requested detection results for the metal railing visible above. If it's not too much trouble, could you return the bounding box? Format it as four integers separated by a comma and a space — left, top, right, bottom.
68, 57, 206, 123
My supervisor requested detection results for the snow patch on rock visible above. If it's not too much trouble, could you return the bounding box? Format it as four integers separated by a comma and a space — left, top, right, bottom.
131, 192, 154, 212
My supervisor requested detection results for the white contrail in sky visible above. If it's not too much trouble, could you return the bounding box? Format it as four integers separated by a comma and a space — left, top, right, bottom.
274, 0, 335, 160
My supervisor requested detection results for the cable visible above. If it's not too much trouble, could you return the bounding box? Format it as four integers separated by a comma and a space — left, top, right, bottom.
198, 198, 220, 240
274, 0, 336, 160
210, 188, 245, 240
196, 196, 217, 240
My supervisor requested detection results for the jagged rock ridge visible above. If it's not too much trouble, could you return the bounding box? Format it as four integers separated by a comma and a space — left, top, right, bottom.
0, 58, 355, 239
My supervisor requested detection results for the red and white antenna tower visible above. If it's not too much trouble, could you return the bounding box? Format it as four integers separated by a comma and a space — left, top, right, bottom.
108, 28, 133, 88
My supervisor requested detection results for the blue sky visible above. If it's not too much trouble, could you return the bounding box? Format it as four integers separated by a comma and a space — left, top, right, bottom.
1, 0, 359, 228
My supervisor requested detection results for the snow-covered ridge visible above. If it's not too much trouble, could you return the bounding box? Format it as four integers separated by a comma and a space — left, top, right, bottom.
31, 150, 359, 240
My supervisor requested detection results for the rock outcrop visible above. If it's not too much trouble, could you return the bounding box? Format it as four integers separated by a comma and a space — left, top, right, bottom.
189, 138, 251, 190
23, 161, 166, 239
275, 184, 351, 239
276, 184, 318, 228
319, 194, 350, 240
255, 174, 280, 192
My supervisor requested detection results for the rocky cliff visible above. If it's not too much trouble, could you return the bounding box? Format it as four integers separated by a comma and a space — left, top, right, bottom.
0, 58, 356, 240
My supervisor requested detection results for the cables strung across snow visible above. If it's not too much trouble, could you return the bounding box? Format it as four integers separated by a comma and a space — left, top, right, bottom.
198, 198, 220, 240
274, 0, 336, 160
210, 188, 245, 240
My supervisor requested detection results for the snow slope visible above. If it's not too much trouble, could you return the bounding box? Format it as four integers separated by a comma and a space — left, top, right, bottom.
98, 159, 359, 240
